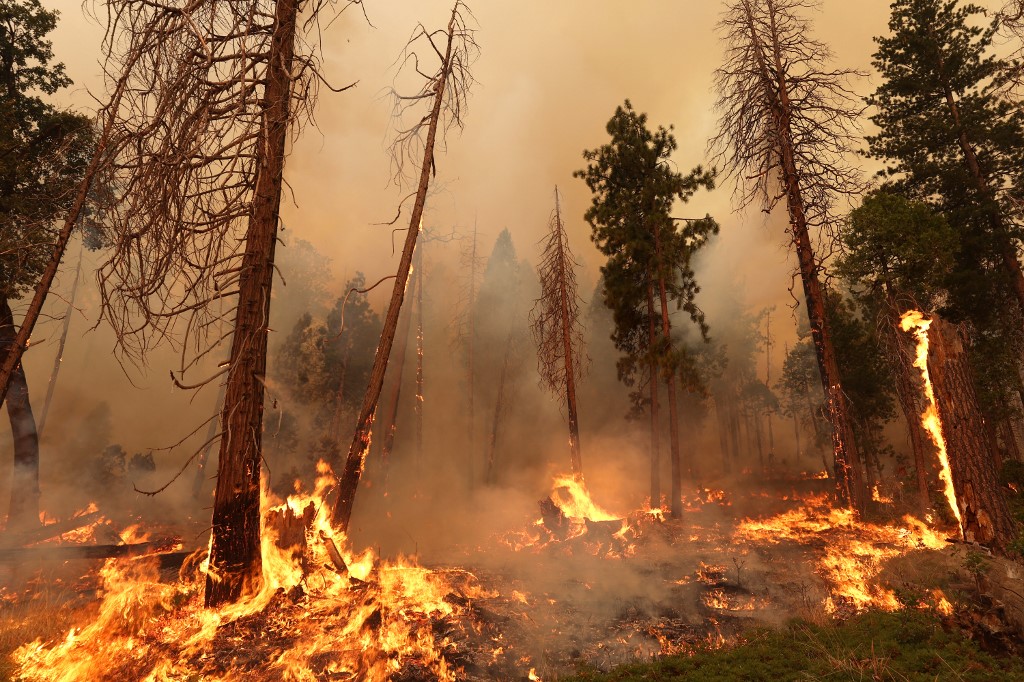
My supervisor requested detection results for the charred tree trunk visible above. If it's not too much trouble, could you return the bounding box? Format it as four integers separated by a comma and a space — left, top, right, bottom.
890, 328, 934, 513
331, 5, 466, 533
37, 251, 81, 438
0, 297, 39, 534
647, 281, 661, 508
927, 317, 1018, 553
791, 411, 801, 462
205, 0, 297, 607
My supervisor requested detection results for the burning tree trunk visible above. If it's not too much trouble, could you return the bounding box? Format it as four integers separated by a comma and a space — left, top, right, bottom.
711, 0, 867, 513
530, 187, 588, 480
0, 296, 39, 533
92, 0, 358, 607
331, 2, 477, 532
903, 312, 1018, 553
204, 0, 299, 607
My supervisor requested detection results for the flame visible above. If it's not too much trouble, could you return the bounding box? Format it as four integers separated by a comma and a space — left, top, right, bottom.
900, 311, 962, 529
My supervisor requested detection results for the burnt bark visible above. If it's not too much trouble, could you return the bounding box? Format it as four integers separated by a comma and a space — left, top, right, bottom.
205, 0, 297, 607
0, 296, 39, 534
927, 317, 1018, 553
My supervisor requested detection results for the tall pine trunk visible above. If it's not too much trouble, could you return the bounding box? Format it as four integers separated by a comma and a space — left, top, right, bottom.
653, 225, 683, 518
205, 0, 297, 607
646, 281, 661, 508
927, 317, 1017, 553
0, 296, 39, 533
485, 330, 514, 484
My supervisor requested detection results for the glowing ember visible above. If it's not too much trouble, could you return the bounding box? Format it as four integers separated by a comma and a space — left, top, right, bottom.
900, 311, 962, 530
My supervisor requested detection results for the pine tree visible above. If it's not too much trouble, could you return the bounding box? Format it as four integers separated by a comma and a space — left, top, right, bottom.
575, 100, 717, 517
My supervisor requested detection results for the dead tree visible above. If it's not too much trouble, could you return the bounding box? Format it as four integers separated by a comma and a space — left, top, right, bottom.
331, 1, 477, 533
93, 0, 359, 607
907, 314, 1018, 553
485, 329, 515, 484
710, 0, 867, 513
529, 187, 588, 480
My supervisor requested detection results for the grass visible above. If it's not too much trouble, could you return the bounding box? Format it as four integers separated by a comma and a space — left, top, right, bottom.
560, 610, 1024, 681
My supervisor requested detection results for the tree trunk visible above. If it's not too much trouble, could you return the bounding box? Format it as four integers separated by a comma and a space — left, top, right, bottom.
205, 0, 297, 607
653, 227, 683, 518
927, 317, 1017, 553
749, 0, 864, 512
466, 224, 478, 489
331, 8, 460, 533
553, 195, 583, 480
0, 297, 39, 534
646, 281, 661, 508
791, 412, 801, 463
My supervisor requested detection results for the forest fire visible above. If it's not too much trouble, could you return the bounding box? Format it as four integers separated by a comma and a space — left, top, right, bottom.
900, 311, 963, 529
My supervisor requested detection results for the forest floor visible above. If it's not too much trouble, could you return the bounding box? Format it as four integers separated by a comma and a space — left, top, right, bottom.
1, 473, 1023, 680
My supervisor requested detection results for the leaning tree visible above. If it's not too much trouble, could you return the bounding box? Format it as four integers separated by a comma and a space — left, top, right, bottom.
710, 0, 868, 513
331, 1, 477, 533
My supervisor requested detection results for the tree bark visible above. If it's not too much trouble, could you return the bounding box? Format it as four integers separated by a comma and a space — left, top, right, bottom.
927, 317, 1018, 553
331, 7, 460, 532
653, 225, 683, 518
553, 194, 583, 480
0, 296, 39, 534
205, 0, 297, 607
742, 0, 864, 511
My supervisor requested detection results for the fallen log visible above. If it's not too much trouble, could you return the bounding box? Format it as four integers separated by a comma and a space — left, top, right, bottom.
0, 511, 103, 549
0, 539, 178, 563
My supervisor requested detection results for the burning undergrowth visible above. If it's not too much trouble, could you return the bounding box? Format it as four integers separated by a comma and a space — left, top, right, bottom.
6, 466, 965, 681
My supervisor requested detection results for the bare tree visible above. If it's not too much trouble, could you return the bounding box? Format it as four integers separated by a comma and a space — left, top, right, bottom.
91, 0, 361, 606
710, 0, 867, 512
331, 1, 477, 532
530, 187, 588, 480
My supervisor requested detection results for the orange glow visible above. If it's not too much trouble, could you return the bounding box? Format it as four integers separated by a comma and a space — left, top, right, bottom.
900, 311, 962, 529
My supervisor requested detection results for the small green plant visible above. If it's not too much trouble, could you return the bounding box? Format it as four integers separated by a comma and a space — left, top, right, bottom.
962, 549, 991, 593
